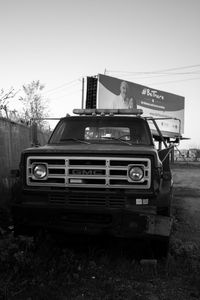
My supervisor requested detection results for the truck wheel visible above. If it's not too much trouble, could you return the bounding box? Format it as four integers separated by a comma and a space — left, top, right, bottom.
152, 237, 170, 258
157, 206, 171, 217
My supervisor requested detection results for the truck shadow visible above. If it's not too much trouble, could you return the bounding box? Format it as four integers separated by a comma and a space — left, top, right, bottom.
36, 232, 169, 262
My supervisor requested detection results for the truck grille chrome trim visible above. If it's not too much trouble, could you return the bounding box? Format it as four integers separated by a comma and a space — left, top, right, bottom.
27, 156, 151, 189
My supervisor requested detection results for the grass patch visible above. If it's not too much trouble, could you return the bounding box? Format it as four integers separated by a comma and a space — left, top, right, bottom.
0, 232, 200, 299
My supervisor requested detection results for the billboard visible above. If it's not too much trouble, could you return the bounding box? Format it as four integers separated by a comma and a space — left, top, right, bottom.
97, 74, 185, 137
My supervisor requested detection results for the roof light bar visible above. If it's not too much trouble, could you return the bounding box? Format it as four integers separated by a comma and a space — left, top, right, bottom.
73, 108, 143, 116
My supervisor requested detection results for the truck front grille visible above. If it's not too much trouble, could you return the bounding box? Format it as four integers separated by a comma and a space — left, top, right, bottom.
27, 156, 151, 189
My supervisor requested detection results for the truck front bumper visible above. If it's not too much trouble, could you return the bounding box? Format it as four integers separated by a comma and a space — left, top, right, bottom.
12, 202, 173, 239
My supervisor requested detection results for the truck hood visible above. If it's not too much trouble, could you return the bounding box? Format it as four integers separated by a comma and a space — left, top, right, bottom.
23, 143, 160, 160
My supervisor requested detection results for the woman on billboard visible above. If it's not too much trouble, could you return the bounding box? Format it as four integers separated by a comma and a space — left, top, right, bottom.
112, 81, 137, 109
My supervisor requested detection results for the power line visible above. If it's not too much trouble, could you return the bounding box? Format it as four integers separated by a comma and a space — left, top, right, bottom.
50, 88, 81, 100
149, 64, 200, 74
43, 78, 81, 95
45, 81, 80, 97
105, 64, 200, 85
148, 76, 200, 86
113, 71, 200, 82
106, 64, 200, 76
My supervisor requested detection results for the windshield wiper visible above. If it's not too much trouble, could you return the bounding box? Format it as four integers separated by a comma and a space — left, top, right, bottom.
60, 138, 90, 144
102, 136, 132, 146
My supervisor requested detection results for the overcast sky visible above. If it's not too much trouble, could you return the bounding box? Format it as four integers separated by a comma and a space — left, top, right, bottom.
0, 0, 200, 148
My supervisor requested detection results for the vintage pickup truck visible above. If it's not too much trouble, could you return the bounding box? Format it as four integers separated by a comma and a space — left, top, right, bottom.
12, 108, 173, 248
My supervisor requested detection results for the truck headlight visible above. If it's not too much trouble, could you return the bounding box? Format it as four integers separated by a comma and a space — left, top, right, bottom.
33, 164, 47, 180
128, 166, 144, 181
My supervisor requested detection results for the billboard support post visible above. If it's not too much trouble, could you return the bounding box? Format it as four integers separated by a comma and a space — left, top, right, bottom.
81, 77, 84, 109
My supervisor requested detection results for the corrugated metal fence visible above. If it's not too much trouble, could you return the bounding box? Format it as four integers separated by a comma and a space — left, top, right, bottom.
0, 117, 50, 204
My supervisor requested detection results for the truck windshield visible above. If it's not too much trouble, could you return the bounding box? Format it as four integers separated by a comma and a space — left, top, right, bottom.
84, 127, 130, 141
49, 116, 152, 145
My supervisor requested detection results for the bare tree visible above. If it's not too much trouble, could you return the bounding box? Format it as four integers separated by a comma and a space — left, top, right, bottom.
0, 88, 18, 118
19, 80, 49, 129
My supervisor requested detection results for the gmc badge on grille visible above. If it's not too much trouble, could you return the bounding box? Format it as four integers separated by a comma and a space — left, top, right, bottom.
72, 169, 103, 176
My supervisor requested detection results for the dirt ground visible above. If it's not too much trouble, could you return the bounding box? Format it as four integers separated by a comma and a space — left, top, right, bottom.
172, 163, 200, 244
1, 162, 200, 299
